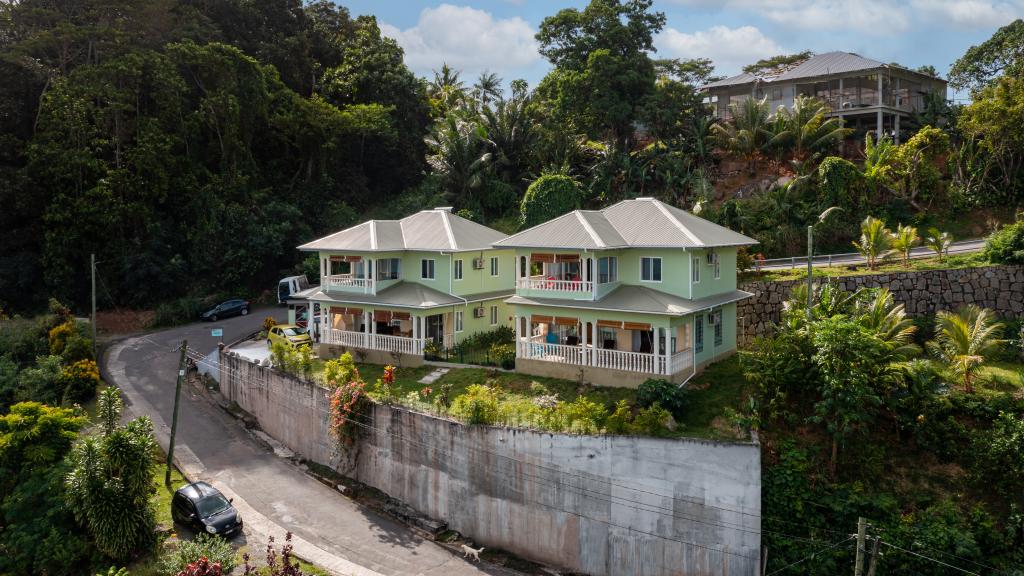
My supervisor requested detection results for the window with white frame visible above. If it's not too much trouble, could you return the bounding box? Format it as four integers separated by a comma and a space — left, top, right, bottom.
453, 259, 463, 280
695, 314, 704, 353
598, 256, 618, 283
376, 258, 401, 280
640, 257, 662, 282
455, 310, 464, 332
490, 256, 499, 276
489, 305, 498, 325
713, 311, 723, 346
421, 259, 435, 279
692, 257, 700, 283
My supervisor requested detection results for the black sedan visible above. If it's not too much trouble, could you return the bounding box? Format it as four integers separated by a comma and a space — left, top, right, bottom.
171, 482, 243, 537
200, 299, 250, 322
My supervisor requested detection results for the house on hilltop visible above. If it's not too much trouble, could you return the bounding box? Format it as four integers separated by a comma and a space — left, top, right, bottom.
703, 51, 948, 144
294, 208, 515, 365
494, 198, 757, 388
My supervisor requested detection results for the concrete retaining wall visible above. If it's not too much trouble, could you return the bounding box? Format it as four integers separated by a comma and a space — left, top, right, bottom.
220, 352, 762, 576
738, 265, 1024, 345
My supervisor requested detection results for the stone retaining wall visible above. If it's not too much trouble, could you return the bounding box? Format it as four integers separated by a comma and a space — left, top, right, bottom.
219, 352, 762, 576
738, 265, 1024, 345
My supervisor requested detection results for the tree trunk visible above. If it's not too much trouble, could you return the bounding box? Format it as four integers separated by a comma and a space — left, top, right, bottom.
830, 437, 838, 481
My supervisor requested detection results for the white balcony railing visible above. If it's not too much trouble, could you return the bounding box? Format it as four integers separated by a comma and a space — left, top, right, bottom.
326, 274, 374, 293
517, 276, 593, 293
327, 330, 423, 355
517, 338, 693, 376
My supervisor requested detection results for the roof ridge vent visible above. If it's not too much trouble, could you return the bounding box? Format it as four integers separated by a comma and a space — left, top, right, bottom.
434, 206, 453, 212
636, 197, 655, 200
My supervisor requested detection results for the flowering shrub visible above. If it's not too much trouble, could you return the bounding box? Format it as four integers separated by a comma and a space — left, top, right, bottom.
372, 365, 397, 404
175, 557, 222, 576
263, 316, 278, 331
323, 352, 359, 387
59, 359, 100, 404
490, 343, 516, 369
48, 320, 77, 355
243, 532, 306, 575
329, 378, 371, 445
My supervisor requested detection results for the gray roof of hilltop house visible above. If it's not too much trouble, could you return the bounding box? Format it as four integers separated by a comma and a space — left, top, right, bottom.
507, 286, 754, 316
299, 281, 513, 310
702, 51, 945, 90
298, 208, 507, 252
492, 198, 757, 249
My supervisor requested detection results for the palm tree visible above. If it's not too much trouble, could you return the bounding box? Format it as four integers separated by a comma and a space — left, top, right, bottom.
480, 93, 536, 185
772, 95, 852, 159
927, 305, 1004, 393
925, 227, 953, 261
856, 288, 920, 358
710, 97, 771, 173
891, 224, 920, 267
852, 216, 894, 270
472, 71, 502, 107
428, 64, 466, 112
424, 115, 492, 206
863, 133, 898, 200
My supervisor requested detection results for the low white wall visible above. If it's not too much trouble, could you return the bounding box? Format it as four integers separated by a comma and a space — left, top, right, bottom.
220, 352, 762, 576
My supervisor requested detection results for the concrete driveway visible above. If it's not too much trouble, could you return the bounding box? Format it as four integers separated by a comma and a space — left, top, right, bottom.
102, 308, 516, 576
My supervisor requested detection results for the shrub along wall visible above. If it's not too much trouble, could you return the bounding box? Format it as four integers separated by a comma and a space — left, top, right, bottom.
738, 265, 1024, 345
219, 351, 762, 576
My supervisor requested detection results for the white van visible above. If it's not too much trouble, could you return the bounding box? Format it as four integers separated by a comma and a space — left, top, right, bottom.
277, 275, 310, 304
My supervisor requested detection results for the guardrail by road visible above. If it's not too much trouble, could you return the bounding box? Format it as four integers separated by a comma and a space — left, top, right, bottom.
755, 238, 986, 271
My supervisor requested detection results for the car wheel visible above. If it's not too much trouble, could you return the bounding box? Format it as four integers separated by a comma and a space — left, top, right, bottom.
210, 314, 218, 322
241, 308, 248, 316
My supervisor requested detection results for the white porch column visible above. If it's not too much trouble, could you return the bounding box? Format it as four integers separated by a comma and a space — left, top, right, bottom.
325, 307, 332, 344
513, 315, 521, 356
365, 259, 372, 294
876, 73, 884, 139
580, 318, 588, 366
653, 326, 661, 375
321, 257, 327, 288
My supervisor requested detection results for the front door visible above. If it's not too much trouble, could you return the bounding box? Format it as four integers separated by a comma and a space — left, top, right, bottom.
426, 314, 444, 343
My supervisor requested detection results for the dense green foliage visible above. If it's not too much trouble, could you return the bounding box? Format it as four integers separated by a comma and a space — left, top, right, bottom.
746, 285, 1023, 573
984, 220, 1024, 263
159, 532, 236, 574
519, 173, 582, 228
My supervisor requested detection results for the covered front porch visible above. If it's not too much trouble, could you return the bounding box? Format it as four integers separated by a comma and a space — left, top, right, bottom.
319, 306, 456, 356
514, 313, 694, 377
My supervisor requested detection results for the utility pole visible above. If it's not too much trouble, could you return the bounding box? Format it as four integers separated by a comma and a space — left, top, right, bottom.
854, 516, 867, 576
91, 253, 97, 359
166, 339, 187, 487
865, 536, 880, 576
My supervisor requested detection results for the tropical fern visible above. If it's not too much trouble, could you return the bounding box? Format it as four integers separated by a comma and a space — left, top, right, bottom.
851, 216, 894, 269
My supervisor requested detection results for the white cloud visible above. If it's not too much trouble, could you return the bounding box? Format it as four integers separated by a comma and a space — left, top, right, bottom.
380, 4, 540, 80
668, 0, 1022, 32
655, 25, 786, 76
909, 0, 1022, 28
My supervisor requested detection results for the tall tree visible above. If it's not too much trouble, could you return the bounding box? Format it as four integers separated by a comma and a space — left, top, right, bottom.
534, 0, 665, 148
949, 19, 1024, 92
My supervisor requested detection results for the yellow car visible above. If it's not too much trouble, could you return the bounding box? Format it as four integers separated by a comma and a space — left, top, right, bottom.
267, 324, 312, 348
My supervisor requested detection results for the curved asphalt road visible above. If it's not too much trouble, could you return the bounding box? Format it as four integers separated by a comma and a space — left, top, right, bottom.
758, 238, 986, 270
102, 309, 514, 576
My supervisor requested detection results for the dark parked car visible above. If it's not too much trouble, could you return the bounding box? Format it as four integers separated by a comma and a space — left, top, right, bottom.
171, 481, 243, 536
200, 299, 249, 322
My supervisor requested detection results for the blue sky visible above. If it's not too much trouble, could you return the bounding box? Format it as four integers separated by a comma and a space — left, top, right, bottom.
340, 1, 1021, 101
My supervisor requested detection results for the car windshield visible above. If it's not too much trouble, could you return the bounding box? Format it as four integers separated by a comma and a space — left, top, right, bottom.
283, 327, 307, 337
195, 494, 231, 517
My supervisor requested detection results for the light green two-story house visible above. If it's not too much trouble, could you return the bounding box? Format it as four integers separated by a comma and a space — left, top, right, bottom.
493, 198, 757, 387
296, 208, 515, 364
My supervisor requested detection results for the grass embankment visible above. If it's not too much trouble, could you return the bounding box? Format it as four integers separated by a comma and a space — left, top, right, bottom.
741, 252, 990, 283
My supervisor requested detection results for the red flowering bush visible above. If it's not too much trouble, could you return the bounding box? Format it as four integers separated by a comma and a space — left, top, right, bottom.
372, 364, 397, 404
175, 556, 222, 576
329, 377, 370, 445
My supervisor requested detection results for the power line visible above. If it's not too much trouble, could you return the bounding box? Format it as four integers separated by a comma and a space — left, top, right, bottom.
767, 535, 855, 575
879, 541, 983, 576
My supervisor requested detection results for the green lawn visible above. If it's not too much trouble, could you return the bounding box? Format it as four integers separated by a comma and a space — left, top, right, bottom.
675, 355, 754, 441
336, 361, 749, 440
741, 252, 990, 283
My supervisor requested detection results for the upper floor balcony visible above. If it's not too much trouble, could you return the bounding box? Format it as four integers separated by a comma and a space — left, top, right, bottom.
321, 255, 400, 296
514, 252, 620, 301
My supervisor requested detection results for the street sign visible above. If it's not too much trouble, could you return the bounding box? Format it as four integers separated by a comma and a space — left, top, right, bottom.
211, 328, 223, 337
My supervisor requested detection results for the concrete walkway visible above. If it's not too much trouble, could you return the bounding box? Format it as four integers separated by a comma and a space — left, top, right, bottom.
101, 312, 518, 576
